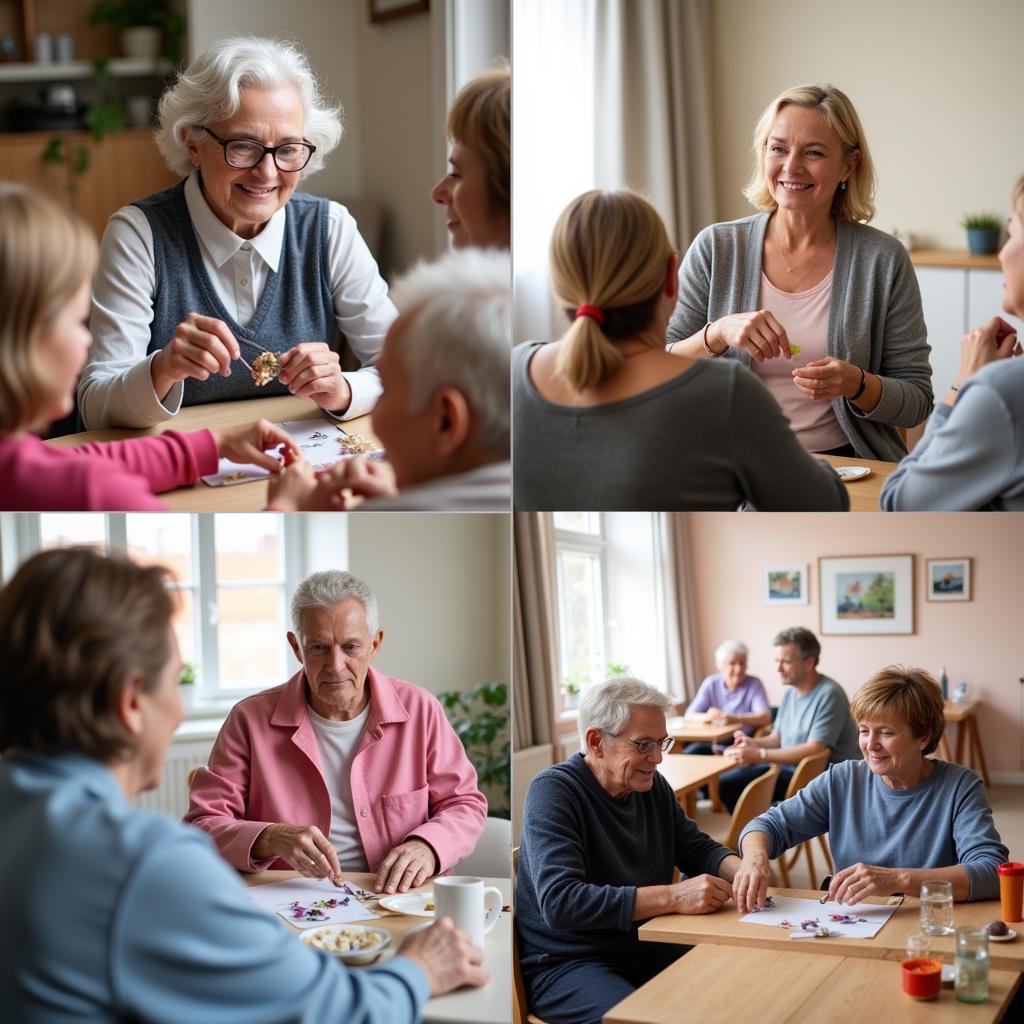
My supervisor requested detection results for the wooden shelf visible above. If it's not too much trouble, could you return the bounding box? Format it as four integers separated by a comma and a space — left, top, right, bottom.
909, 248, 1001, 271
0, 57, 170, 81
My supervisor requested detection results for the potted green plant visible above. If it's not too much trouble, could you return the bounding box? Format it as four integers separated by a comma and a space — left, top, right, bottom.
560, 661, 630, 710
437, 682, 509, 818
89, 0, 184, 61
961, 213, 1003, 256
178, 660, 196, 711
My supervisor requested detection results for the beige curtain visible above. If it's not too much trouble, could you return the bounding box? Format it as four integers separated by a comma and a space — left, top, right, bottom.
512, 513, 559, 751
657, 513, 703, 702
593, 0, 716, 251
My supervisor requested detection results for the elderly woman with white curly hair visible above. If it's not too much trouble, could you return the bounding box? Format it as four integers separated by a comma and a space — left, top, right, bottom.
266, 247, 512, 511
79, 36, 394, 429
516, 677, 739, 1024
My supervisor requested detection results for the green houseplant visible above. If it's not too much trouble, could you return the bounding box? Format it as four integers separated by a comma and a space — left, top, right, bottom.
961, 213, 1003, 256
560, 661, 630, 709
437, 681, 509, 819
89, 0, 185, 61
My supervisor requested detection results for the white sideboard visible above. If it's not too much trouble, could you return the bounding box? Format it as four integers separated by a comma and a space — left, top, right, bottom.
914, 261, 1023, 400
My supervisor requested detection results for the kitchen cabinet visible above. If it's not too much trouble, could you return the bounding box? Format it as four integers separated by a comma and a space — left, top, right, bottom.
0, 127, 178, 237
913, 254, 1022, 400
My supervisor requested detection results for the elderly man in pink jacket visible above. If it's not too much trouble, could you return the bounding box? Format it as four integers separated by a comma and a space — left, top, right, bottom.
186, 569, 487, 894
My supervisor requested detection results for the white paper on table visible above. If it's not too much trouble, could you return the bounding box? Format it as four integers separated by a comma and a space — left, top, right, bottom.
740, 894, 898, 939
200, 419, 375, 487
245, 877, 381, 929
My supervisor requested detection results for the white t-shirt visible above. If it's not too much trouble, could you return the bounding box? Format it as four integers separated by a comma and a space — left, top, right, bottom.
306, 702, 371, 873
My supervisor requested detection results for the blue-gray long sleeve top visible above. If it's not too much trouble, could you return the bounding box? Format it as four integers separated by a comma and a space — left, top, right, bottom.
516, 752, 733, 972
739, 758, 1007, 900
879, 359, 1024, 510
0, 752, 429, 1023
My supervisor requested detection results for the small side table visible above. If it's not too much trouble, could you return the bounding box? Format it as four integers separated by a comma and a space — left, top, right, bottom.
938, 699, 990, 785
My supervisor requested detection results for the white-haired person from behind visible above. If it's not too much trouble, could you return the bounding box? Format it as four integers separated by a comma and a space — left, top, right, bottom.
268, 247, 511, 511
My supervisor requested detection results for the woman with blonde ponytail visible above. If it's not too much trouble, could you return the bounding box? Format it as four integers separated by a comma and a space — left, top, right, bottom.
513, 189, 849, 510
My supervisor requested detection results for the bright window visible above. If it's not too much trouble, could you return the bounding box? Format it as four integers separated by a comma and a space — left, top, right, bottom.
554, 515, 607, 714
27, 513, 303, 705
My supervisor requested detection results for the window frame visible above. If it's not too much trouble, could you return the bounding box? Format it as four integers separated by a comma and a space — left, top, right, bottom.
552, 513, 609, 722
9, 513, 315, 712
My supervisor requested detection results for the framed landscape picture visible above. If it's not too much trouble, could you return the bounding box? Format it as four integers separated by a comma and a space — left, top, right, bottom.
819, 555, 914, 635
926, 558, 972, 602
763, 565, 808, 605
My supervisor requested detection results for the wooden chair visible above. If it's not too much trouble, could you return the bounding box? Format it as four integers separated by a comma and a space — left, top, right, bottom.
187, 766, 200, 788
775, 751, 834, 887
722, 764, 778, 851
512, 847, 551, 1024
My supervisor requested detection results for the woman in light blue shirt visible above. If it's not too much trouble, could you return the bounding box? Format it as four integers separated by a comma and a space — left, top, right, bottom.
732, 666, 1007, 912
0, 547, 484, 1022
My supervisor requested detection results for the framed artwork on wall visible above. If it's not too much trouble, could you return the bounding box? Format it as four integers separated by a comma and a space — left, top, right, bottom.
369, 0, 429, 23
819, 555, 914, 635
763, 565, 809, 605
926, 558, 972, 602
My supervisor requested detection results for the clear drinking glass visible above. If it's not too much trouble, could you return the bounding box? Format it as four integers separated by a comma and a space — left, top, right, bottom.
920, 881, 954, 935
954, 926, 989, 1003
906, 932, 931, 959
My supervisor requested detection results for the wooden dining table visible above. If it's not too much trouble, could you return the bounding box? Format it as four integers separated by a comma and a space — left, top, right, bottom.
47, 395, 379, 511
638, 887, 1024, 974
656, 754, 736, 817
818, 453, 896, 512
664, 716, 736, 746
245, 869, 511, 1024
604, 943, 1021, 1024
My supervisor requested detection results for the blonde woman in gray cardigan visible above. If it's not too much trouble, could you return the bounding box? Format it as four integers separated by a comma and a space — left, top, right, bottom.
667, 84, 932, 463
513, 190, 848, 511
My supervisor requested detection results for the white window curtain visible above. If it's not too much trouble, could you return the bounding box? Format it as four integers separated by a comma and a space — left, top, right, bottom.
513, 0, 715, 343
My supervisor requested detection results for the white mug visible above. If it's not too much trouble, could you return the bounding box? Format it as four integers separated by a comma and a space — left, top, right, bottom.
433, 875, 502, 948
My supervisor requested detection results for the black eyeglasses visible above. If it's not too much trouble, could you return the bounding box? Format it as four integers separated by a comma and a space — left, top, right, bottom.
199, 126, 316, 172
608, 734, 674, 755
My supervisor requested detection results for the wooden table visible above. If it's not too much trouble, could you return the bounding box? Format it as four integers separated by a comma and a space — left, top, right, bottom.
656, 754, 735, 817
638, 887, 1024, 974
245, 869, 511, 1024
818, 454, 896, 512
665, 716, 736, 746
604, 944, 1021, 1024
48, 395, 378, 511
939, 700, 991, 785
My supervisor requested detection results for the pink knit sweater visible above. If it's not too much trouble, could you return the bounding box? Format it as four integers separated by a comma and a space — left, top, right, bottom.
0, 430, 219, 510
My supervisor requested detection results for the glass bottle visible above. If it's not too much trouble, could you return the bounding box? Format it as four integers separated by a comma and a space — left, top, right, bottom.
954, 926, 989, 1003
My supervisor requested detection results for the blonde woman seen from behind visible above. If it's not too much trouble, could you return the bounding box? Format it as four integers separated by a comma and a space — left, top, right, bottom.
512, 189, 849, 511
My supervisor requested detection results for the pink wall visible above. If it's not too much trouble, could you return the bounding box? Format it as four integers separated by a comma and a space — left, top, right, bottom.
687, 513, 1024, 779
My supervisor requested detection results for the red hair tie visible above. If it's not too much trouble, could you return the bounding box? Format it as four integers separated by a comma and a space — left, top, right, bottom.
574, 304, 605, 325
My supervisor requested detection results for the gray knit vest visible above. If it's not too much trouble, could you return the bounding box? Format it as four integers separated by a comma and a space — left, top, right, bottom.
133, 180, 338, 406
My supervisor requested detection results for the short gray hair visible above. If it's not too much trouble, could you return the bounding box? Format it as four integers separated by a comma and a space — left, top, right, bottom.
715, 640, 749, 665
773, 626, 820, 666
290, 570, 379, 638
577, 676, 672, 750
155, 36, 343, 179
388, 248, 511, 453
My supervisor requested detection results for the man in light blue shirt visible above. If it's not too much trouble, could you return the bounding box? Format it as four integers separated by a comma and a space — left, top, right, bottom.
717, 627, 861, 813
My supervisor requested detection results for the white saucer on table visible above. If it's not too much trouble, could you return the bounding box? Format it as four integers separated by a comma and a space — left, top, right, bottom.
835, 466, 871, 482
988, 927, 1018, 942
377, 892, 435, 918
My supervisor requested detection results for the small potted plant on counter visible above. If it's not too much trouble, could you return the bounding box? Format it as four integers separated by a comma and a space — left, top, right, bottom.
961, 213, 1003, 256
89, 0, 184, 61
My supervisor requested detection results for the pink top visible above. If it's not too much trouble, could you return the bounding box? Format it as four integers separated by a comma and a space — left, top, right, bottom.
184, 667, 488, 874
0, 430, 219, 511
753, 270, 848, 452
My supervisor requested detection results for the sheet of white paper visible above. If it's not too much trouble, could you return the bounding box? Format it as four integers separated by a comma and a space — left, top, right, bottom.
740, 894, 898, 939
200, 419, 375, 487
245, 877, 381, 929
